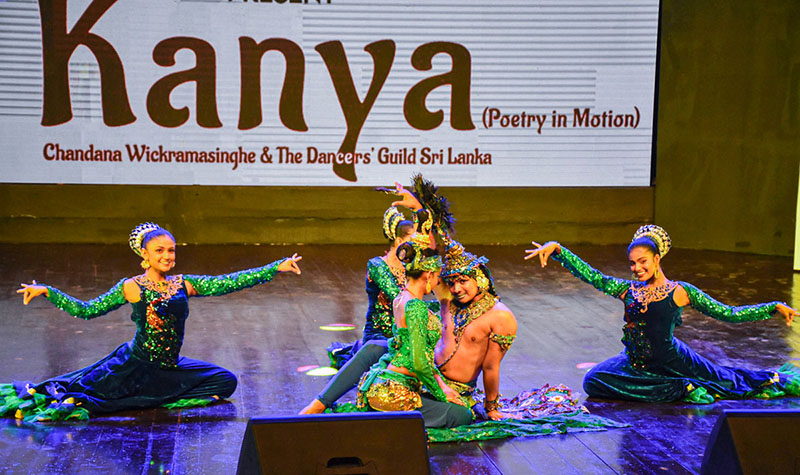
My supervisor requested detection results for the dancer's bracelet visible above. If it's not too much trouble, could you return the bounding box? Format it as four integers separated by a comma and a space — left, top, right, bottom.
484, 396, 501, 413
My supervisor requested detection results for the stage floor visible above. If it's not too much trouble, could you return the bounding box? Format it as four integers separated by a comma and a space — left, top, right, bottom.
1, 243, 798, 474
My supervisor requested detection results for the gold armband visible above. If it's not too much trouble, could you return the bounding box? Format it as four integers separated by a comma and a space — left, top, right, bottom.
489, 332, 516, 352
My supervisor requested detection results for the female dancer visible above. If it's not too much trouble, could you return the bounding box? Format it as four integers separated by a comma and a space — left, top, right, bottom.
357, 237, 473, 428
300, 207, 413, 414
3, 223, 302, 422
525, 225, 799, 403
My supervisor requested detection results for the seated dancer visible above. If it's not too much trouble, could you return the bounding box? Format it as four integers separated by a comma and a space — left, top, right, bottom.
525, 225, 800, 403
428, 237, 623, 442
299, 207, 413, 414
357, 235, 473, 428
324, 176, 626, 439
4, 223, 302, 422
436, 235, 518, 421
389, 180, 518, 420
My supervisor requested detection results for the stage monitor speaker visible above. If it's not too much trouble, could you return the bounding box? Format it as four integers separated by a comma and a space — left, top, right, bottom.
700, 409, 800, 475
236, 411, 430, 475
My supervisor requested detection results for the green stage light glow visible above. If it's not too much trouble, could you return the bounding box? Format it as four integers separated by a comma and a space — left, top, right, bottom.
306, 367, 339, 377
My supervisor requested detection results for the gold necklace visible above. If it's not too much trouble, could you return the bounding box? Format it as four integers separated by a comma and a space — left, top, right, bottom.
451, 292, 498, 340
134, 274, 183, 299
629, 281, 677, 312
438, 292, 499, 369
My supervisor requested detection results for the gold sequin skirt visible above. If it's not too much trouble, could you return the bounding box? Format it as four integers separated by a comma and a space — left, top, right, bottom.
357, 370, 422, 412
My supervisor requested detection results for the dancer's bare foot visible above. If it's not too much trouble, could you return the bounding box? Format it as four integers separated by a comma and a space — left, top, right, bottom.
299, 399, 326, 415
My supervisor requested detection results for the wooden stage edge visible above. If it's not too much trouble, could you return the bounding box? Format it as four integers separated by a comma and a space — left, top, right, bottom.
1, 243, 799, 474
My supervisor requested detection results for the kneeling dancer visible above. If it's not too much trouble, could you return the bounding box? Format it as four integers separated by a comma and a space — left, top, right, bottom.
357, 232, 473, 428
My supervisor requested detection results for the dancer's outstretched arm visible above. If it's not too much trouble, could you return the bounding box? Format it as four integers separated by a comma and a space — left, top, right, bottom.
525, 241, 630, 298
673, 283, 796, 326
185, 254, 302, 297
18, 279, 128, 320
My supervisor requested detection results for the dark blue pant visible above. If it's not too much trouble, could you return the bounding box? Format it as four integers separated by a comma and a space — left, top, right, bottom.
318, 340, 388, 407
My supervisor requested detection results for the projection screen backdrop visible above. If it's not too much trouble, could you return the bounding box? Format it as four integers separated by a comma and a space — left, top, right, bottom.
0, 0, 660, 186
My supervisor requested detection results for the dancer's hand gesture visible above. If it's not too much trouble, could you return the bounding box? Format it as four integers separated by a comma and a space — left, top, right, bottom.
775, 303, 798, 327
390, 182, 423, 211
524, 241, 561, 267
17, 280, 49, 305
278, 254, 303, 275
442, 385, 467, 407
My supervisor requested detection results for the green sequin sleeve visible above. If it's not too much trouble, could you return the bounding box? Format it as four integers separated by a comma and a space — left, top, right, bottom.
367, 259, 402, 301
681, 281, 781, 323
552, 246, 630, 298
45, 279, 128, 320
405, 299, 447, 402
184, 259, 285, 297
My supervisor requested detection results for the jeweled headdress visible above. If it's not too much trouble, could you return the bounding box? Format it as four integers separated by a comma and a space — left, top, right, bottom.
410, 173, 455, 234
397, 240, 442, 273
440, 236, 496, 295
411, 209, 434, 248
382, 206, 406, 241
129, 222, 163, 257
632, 224, 671, 257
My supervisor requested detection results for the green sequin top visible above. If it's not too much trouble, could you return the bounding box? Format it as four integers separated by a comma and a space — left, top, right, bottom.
364, 256, 405, 340
44, 259, 284, 367
45, 279, 128, 320
680, 281, 781, 323
183, 260, 283, 297
552, 247, 629, 298
388, 298, 447, 402
553, 246, 781, 323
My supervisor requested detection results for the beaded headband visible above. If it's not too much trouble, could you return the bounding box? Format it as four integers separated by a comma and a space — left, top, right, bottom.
128, 222, 163, 257
631, 224, 671, 257
397, 240, 442, 273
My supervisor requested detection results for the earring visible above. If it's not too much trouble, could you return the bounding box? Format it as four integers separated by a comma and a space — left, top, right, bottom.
654, 268, 659, 279
475, 271, 489, 292
425, 277, 432, 294
141, 259, 150, 270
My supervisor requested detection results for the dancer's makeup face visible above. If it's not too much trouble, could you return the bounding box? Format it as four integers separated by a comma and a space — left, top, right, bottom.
628, 246, 659, 282
142, 235, 176, 273
447, 274, 479, 303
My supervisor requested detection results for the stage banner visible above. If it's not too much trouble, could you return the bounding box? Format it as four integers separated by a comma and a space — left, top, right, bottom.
0, 0, 659, 186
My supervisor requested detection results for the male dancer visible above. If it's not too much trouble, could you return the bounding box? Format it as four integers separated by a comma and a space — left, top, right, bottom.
392, 181, 518, 420
434, 236, 518, 420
